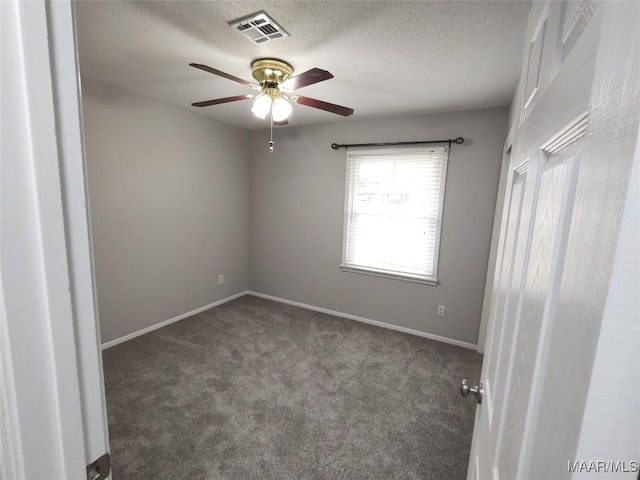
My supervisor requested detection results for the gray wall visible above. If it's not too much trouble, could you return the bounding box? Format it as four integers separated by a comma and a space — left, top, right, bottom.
249, 108, 507, 345
83, 81, 506, 347
82, 78, 250, 343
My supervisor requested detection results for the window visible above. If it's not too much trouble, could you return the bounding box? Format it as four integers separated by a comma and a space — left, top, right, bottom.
341, 146, 449, 285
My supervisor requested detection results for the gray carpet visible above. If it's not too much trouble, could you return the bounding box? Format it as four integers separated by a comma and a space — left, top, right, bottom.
102, 295, 482, 480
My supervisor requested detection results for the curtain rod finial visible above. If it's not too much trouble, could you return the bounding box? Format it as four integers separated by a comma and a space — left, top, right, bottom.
331, 143, 340, 150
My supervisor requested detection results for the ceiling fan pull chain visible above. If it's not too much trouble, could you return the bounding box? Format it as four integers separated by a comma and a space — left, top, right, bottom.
269, 111, 275, 153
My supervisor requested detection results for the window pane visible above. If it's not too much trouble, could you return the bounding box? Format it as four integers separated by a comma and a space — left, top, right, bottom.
349, 214, 432, 275
354, 161, 440, 218
342, 146, 449, 283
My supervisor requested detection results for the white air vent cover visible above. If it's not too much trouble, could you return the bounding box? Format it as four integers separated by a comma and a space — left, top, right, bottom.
229, 11, 290, 44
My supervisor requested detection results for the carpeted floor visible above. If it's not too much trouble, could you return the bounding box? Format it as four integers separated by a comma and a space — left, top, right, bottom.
102, 295, 482, 480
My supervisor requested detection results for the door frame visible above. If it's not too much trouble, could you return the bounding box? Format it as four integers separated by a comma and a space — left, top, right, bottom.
1, 1, 109, 478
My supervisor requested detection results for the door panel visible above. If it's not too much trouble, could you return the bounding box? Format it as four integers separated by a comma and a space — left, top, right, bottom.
521, 1, 563, 123
486, 168, 527, 426
522, 9, 547, 111
489, 167, 529, 425
497, 147, 578, 479
472, 156, 542, 480
561, 0, 600, 61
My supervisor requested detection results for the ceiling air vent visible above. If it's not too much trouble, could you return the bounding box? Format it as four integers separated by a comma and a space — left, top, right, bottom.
229, 11, 290, 44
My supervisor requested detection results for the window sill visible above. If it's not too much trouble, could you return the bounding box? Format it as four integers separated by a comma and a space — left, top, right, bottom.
340, 265, 439, 286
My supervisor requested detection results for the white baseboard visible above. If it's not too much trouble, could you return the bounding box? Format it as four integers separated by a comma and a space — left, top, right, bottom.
102, 289, 478, 351
101, 290, 250, 350
248, 291, 477, 350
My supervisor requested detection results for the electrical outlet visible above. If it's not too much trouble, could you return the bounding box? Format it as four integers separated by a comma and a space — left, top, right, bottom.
218, 274, 224, 285
437, 305, 445, 317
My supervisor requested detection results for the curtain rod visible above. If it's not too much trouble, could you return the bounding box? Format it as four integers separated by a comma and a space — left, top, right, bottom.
331, 137, 464, 150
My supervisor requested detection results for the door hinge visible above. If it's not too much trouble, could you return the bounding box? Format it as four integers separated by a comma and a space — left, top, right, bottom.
86, 453, 110, 480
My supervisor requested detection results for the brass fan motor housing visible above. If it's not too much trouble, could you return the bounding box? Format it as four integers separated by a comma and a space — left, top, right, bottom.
250, 58, 293, 86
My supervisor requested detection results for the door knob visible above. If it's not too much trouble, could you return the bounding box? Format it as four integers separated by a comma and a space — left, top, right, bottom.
460, 378, 483, 404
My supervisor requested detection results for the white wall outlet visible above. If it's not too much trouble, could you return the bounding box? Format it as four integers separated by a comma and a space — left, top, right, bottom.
218, 274, 224, 285
437, 305, 445, 317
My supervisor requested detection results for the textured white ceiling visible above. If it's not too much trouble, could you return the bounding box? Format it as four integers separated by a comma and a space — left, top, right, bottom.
75, 1, 530, 130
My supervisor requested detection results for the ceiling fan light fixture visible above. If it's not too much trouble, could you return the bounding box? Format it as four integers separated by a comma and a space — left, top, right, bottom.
272, 96, 292, 122
190, 58, 354, 126
251, 94, 272, 119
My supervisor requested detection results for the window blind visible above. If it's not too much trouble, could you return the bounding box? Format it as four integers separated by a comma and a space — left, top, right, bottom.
341, 146, 449, 284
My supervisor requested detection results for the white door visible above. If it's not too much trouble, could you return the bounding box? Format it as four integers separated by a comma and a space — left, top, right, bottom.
1, 1, 110, 478
467, 1, 640, 479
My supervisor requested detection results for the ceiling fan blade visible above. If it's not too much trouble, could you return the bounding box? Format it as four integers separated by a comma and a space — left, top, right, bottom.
294, 96, 354, 117
280, 68, 333, 91
189, 63, 259, 90
191, 95, 252, 107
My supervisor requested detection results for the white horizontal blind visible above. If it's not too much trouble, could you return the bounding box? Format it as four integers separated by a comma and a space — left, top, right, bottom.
342, 146, 449, 283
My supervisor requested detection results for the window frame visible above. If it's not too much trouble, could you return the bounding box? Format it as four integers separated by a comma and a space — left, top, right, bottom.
340, 145, 450, 286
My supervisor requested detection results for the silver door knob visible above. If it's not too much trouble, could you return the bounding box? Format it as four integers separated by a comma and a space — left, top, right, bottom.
460, 378, 483, 404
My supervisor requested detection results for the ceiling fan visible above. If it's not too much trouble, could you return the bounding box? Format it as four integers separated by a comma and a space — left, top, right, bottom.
189, 58, 354, 126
